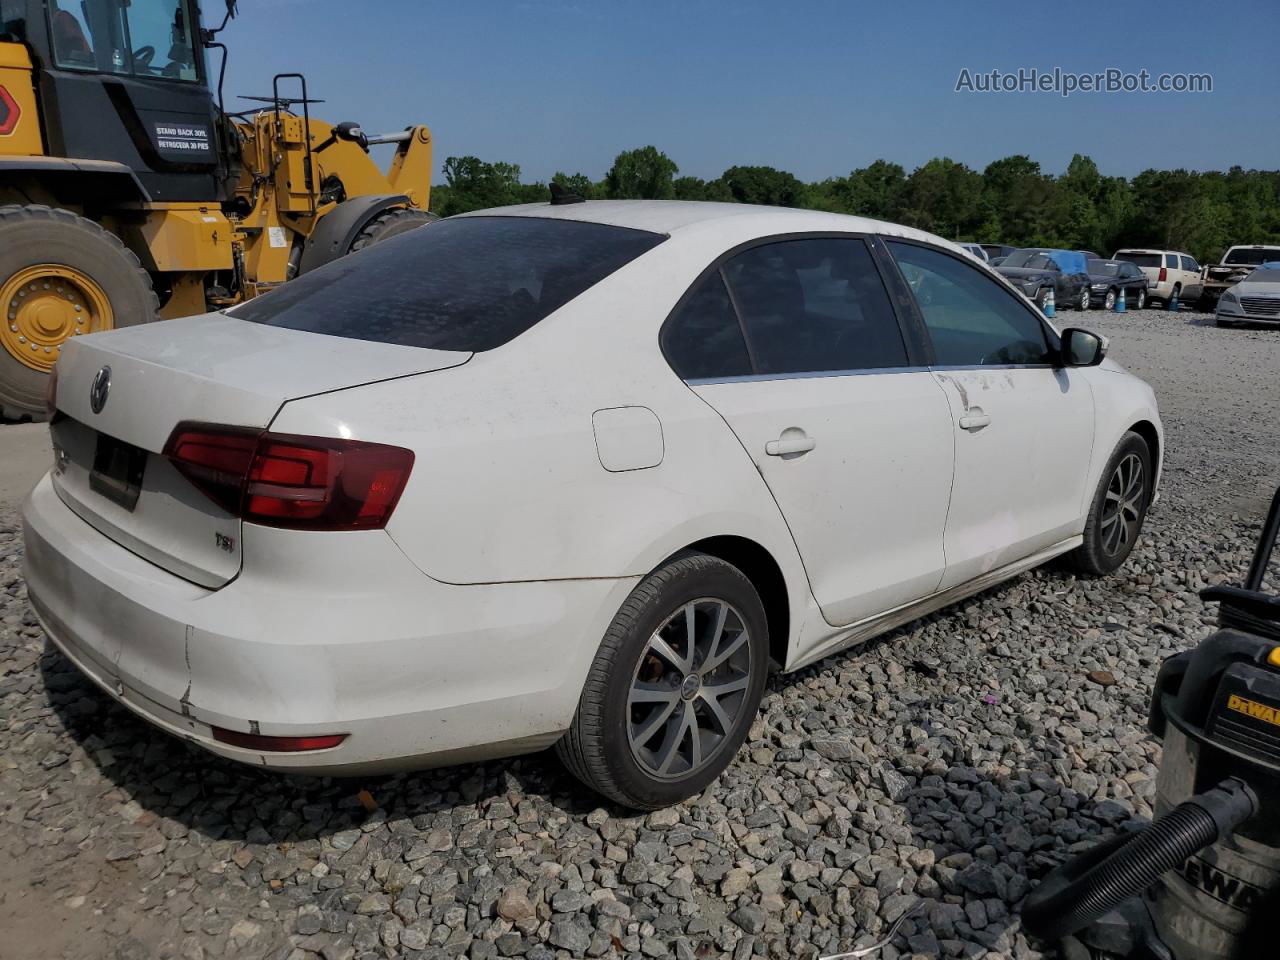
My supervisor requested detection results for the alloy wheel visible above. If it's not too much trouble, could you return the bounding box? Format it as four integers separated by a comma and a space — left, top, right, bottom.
1104, 290, 1116, 311
1100, 453, 1144, 556
627, 598, 754, 780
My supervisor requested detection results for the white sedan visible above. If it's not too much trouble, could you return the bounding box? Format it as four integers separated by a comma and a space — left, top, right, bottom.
23, 201, 1161, 809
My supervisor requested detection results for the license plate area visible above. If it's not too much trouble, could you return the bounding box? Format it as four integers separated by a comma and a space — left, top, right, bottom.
89, 433, 147, 512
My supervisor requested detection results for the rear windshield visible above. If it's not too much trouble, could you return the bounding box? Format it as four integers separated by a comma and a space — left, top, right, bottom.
1225, 248, 1280, 266
1115, 252, 1161, 268
1001, 250, 1053, 269
232, 216, 666, 351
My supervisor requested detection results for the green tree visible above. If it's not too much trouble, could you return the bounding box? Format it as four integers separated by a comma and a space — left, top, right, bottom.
605, 146, 679, 199
718, 165, 807, 207
551, 171, 596, 199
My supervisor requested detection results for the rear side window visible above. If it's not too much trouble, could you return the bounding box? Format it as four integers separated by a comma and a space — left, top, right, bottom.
722, 238, 907, 375
887, 240, 1051, 367
1116, 252, 1161, 268
662, 272, 752, 380
1165, 254, 1179, 269
233, 216, 666, 352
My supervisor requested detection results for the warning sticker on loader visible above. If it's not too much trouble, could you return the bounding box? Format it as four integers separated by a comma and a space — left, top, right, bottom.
151, 120, 213, 160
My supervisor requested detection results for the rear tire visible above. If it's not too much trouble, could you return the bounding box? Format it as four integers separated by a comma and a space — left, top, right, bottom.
0, 205, 158, 419
1066, 432, 1152, 576
347, 207, 439, 254
556, 553, 769, 809
1134, 288, 1146, 310
1077, 288, 1089, 311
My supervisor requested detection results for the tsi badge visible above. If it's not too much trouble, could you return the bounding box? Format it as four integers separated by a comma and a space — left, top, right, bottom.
89, 365, 111, 414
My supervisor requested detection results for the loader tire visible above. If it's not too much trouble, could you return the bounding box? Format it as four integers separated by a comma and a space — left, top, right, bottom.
0, 205, 159, 420
347, 207, 439, 254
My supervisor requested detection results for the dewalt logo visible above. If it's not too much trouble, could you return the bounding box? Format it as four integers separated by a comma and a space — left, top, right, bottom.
1225, 694, 1280, 729
1178, 855, 1264, 913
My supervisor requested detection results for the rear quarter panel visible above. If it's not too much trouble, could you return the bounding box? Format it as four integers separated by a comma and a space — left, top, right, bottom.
267, 226, 810, 599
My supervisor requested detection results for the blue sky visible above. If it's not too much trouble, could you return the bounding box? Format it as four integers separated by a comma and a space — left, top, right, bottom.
218, 0, 1279, 183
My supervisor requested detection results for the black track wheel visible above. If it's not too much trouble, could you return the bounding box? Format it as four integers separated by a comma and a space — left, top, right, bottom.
0, 205, 158, 420
557, 552, 770, 809
1066, 431, 1152, 576
347, 207, 439, 254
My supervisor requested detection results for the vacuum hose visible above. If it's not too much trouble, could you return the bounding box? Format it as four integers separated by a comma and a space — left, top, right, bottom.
1022, 778, 1256, 942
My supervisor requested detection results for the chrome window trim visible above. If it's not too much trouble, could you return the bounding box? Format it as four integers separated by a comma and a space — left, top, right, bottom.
687, 362, 1057, 386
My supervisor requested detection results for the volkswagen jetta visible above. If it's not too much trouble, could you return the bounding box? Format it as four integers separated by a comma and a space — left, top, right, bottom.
23, 201, 1161, 808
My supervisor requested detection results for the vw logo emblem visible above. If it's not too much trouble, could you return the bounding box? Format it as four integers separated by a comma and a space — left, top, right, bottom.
89, 365, 111, 414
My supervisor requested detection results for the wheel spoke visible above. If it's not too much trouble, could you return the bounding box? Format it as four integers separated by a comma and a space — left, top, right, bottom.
685, 703, 702, 771
703, 673, 749, 698
631, 696, 680, 749
699, 688, 735, 734
702, 602, 729, 666
630, 681, 680, 705
703, 629, 748, 674
655, 704, 694, 775
648, 634, 688, 673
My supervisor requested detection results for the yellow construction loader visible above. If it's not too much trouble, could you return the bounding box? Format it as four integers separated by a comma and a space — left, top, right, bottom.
0, 0, 435, 418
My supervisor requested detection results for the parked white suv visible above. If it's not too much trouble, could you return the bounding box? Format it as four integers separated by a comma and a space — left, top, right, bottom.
1113, 249, 1202, 306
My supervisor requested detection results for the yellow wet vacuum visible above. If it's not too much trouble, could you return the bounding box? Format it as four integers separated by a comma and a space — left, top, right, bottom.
1023, 487, 1280, 959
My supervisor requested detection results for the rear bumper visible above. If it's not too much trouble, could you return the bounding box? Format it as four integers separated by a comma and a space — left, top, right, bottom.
22, 473, 636, 773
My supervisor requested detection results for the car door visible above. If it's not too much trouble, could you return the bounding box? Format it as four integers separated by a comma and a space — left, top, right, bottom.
1180, 255, 1202, 299
883, 239, 1096, 591
665, 235, 955, 629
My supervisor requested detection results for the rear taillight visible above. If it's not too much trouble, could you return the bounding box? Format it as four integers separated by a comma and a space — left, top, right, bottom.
45, 364, 57, 416
1158, 267, 1168, 282
164, 423, 414, 531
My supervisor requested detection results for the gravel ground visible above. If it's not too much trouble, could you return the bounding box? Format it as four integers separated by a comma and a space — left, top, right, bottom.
2, 307, 1278, 960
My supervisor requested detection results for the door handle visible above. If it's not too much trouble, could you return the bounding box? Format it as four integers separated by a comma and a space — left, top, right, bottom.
958, 410, 991, 431
765, 435, 816, 457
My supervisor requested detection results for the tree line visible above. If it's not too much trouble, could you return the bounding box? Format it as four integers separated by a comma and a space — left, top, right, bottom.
428, 147, 1280, 264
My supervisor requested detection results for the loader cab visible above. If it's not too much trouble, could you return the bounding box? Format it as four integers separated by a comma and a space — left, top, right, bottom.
3, 0, 222, 201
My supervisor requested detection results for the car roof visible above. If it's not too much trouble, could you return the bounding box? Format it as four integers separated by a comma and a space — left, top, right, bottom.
454, 199, 951, 247
1115, 248, 1187, 255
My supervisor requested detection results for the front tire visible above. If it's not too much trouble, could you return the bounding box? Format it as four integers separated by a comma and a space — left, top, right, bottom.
0, 205, 158, 420
1103, 289, 1117, 311
557, 553, 769, 809
1077, 288, 1090, 311
347, 207, 439, 254
1067, 432, 1152, 576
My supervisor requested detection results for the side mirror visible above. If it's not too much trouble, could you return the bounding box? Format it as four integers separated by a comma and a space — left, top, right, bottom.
1060, 328, 1107, 367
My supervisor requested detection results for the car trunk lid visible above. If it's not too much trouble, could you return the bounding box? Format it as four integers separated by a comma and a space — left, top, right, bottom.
49, 314, 469, 587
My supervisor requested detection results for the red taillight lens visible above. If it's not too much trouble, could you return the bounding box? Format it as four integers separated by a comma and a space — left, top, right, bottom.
212, 726, 347, 752
164, 423, 414, 530
45, 364, 58, 416
1158, 267, 1167, 282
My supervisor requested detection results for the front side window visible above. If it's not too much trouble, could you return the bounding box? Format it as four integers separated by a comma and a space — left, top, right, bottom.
234, 216, 666, 352
49, 0, 198, 81
720, 238, 908, 376
887, 241, 1052, 367
1180, 255, 1198, 272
